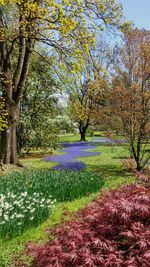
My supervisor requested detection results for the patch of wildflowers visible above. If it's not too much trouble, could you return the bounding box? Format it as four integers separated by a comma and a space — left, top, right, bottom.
0, 191, 56, 239
44, 141, 100, 170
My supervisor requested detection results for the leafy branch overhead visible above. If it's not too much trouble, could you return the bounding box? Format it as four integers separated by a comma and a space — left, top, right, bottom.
0, 0, 124, 164
0, 0, 123, 82
0, 97, 7, 131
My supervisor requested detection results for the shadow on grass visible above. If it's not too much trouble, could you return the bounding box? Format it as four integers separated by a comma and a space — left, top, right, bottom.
85, 163, 133, 179
112, 156, 129, 159
85, 163, 135, 189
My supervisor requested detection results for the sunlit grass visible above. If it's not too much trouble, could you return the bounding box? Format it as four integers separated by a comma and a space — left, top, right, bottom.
20, 157, 57, 170
57, 133, 92, 143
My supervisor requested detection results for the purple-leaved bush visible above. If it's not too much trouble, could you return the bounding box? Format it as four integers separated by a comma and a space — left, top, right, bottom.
21, 183, 150, 267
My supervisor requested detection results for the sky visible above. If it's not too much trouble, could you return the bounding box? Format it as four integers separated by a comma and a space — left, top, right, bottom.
121, 0, 150, 29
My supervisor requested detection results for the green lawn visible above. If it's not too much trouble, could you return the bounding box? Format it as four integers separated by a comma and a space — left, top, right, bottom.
0, 142, 136, 267
79, 144, 134, 188
57, 133, 92, 142
20, 157, 57, 170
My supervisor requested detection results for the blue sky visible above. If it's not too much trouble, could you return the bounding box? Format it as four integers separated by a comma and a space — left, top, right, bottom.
121, 0, 150, 29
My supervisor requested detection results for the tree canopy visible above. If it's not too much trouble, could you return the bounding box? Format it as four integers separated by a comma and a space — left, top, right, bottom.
0, 0, 123, 164
107, 28, 150, 170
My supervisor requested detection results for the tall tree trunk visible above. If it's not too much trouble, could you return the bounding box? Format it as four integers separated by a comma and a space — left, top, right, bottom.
80, 129, 86, 141
0, 131, 5, 165
136, 160, 142, 171
0, 5, 33, 165
131, 142, 142, 171
79, 124, 87, 141
3, 102, 20, 164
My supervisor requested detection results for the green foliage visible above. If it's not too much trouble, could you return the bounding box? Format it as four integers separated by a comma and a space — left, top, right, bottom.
0, 170, 104, 239
17, 52, 60, 152
61, 40, 110, 141
66, 66, 108, 141
0, 170, 104, 202
1, 0, 123, 74
0, 97, 7, 132
0, 191, 55, 239
52, 115, 77, 134
86, 128, 94, 137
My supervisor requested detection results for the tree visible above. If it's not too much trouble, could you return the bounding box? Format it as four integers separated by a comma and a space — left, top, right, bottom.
0, 0, 123, 164
17, 52, 60, 153
67, 76, 107, 141
108, 28, 150, 171
66, 39, 111, 141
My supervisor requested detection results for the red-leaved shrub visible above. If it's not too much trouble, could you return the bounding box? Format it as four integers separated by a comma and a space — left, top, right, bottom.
23, 184, 150, 267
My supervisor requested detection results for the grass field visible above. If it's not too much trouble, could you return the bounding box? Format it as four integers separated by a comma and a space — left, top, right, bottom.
0, 137, 136, 267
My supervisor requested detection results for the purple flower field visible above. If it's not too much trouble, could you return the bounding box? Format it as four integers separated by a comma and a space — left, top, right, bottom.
44, 141, 101, 170
92, 137, 112, 142
44, 137, 126, 170
53, 161, 86, 170
92, 137, 126, 143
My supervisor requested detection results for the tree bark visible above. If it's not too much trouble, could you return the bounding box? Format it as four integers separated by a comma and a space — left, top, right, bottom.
136, 159, 142, 171
80, 129, 86, 141
131, 142, 142, 171
0, 6, 33, 165
79, 123, 88, 141
3, 102, 20, 164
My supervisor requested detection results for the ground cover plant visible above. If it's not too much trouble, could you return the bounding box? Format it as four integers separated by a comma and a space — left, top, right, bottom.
22, 183, 150, 267
0, 192, 55, 240
0, 170, 104, 239
44, 141, 102, 170
44, 137, 118, 171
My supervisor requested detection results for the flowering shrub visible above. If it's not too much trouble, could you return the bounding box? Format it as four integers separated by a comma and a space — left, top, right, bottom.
24, 184, 150, 267
0, 192, 56, 239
